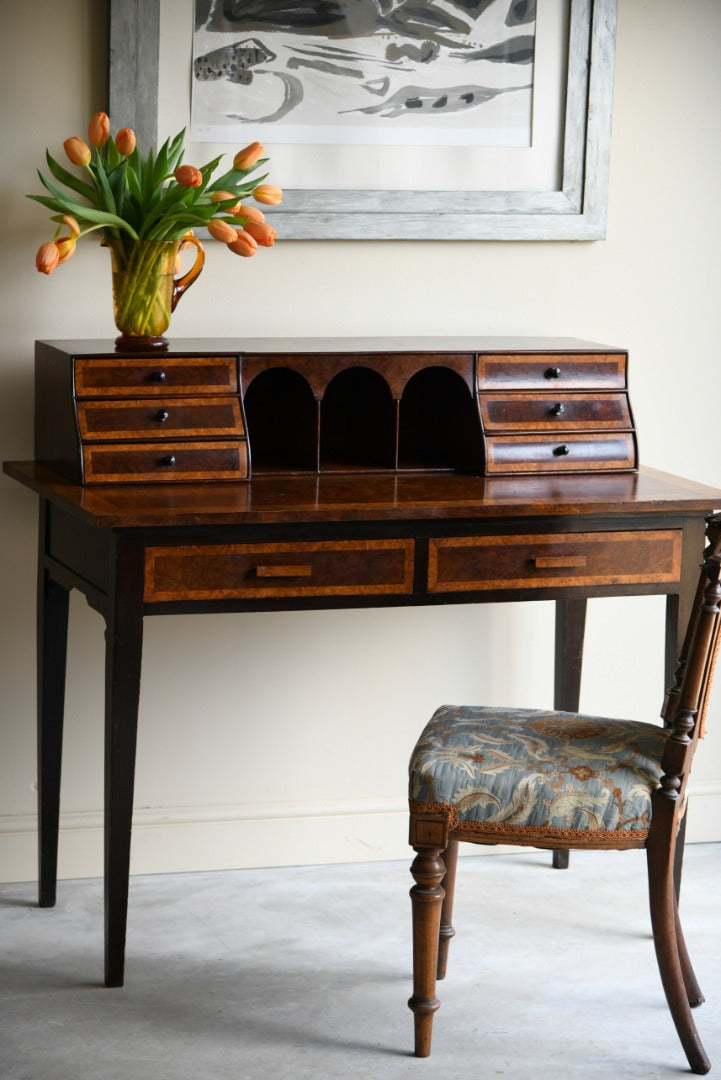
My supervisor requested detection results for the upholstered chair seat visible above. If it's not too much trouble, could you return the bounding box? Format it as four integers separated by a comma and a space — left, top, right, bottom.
409, 705, 669, 848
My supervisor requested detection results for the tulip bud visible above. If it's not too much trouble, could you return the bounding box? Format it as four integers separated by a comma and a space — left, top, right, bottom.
115, 128, 137, 156
253, 184, 282, 206
210, 190, 240, 212
88, 111, 110, 147
64, 136, 91, 167
208, 219, 239, 244
55, 235, 76, 264
243, 221, 277, 247
235, 203, 265, 223
62, 215, 81, 237
174, 165, 203, 188
233, 142, 264, 171
36, 242, 60, 275
227, 229, 258, 257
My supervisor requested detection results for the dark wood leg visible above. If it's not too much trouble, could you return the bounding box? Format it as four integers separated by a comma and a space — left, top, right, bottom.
103, 538, 145, 988
37, 503, 70, 908
408, 846, 445, 1057
647, 816, 710, 1074
674, 885, 705, 1008
436, 838, 459, 980
552, 598, 587, 869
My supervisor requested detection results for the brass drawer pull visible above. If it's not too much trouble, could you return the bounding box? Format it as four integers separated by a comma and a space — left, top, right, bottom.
255, 564, 313, 578
533, 555, 588, 569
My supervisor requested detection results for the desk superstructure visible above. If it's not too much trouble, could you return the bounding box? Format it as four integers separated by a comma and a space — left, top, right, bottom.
5, 338, 719, 988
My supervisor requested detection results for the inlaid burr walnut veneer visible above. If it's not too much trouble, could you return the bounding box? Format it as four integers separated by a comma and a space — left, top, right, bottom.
33, 337, 637, 483
4, 337, 719, 992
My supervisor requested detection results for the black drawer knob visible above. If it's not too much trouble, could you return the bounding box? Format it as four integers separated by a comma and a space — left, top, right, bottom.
154, 409, 170, 423
549, 402, 565, 416
158, 454, 176, 467
553, 444, 570, 456
148, 370, 167, 383
545, 366, 562, 379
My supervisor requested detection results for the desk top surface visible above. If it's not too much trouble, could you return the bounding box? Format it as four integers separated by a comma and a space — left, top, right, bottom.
4, 462, 720, 530
37, 336, 624, 356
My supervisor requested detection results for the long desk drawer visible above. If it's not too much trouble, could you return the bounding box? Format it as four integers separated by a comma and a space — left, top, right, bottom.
144, 539, 415, 601
427, 530, 681, 592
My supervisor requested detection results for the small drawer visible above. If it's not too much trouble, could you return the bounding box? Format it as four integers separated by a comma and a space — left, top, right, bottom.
485, 432, 637, 474
74, 356, 238, 397
82, 440, 248, 483
144, 539, 415, 601
77, 397, 245, 440
478, 353, 627, 391
428, 530, 681, 593
481, 393, 632, 432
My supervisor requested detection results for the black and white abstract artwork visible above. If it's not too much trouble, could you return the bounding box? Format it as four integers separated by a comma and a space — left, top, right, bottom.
191, 1, 536, 147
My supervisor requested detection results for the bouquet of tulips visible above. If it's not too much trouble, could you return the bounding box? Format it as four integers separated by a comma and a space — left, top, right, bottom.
29, 111, 282, 275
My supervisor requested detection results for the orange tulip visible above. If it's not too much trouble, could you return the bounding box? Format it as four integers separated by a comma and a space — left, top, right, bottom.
208, 219, 239, 244
233, 142, 264, 171
210, 190, 240, 211
115, 127, 137, 156
55, 235, 76, 264
253, 184, 282, 206
64, 136, 91, 167
175, 165, 203, 188
62, 214, 81, 237
243, 221, 277, 247
227, 229, 258, 257
36, 241, 60, 275
235, 203, 265, 223
88, 111, 110, 147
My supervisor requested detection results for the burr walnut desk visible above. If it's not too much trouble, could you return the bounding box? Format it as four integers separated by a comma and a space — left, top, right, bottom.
5, 337, 720, 989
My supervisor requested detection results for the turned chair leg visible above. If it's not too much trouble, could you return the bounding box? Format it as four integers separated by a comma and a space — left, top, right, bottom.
409, 846, 446, 1057
647, 840, 710, 1074
437, 838, 459, 980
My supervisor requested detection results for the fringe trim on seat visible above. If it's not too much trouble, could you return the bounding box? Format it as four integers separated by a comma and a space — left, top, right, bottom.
408, 801, 649, 850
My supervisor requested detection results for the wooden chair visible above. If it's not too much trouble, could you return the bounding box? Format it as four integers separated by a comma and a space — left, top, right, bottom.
408, 513, 721, 1075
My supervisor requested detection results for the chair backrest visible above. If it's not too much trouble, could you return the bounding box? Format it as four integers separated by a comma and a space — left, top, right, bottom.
658, 512, 721, 806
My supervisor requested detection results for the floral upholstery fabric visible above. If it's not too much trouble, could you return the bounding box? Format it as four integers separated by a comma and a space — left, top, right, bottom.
409, 705, 670, 845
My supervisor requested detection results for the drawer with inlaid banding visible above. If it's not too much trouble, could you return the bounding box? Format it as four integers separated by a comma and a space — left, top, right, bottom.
144, 539, 416, 602
427, 530, 681, 593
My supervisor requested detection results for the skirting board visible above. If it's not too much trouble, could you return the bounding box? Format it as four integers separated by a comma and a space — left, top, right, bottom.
1, 784, 720, 884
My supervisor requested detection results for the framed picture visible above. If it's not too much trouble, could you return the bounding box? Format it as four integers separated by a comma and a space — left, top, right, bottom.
109, 0, 617, 240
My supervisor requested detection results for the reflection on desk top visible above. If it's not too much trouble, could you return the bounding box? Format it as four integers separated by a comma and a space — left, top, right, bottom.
4, 462, 721, 530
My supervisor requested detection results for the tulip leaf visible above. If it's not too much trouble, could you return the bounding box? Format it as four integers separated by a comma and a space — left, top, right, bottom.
166, 130, 186, 173
89, 153, 117, 216
105, 136, 122, 172
141, 148, 157, 203
125, 164, 143, 204
27, 192, 138, 237
43, 153, 97, 204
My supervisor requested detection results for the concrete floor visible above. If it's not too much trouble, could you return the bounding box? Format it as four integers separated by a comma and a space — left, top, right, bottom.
1, 845, 720, 1080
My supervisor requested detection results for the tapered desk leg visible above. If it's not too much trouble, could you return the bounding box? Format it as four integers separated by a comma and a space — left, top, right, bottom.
104, 538, 144, 989
37, 504, 70, 908
552, 598, 587, 870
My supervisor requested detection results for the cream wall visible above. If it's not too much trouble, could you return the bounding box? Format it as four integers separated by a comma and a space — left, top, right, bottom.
1, 0, 720, 883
